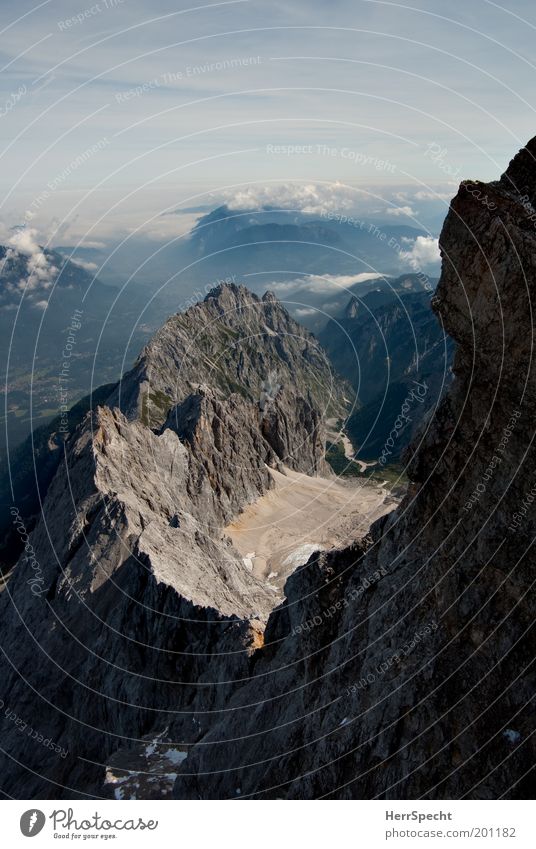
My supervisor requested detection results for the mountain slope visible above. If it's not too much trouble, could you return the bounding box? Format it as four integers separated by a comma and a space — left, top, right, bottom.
0, 283, 347, 798
0, 283, 346, 570
185, 204, 431, 284
319, 277, 454, 462
0, 241, 150, 464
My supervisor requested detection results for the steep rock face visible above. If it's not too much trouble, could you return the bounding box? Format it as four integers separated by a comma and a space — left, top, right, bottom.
170, 141, 536, 799
0, 403, 275, 798
107, 283, 343, 475
164, 386, 280, 524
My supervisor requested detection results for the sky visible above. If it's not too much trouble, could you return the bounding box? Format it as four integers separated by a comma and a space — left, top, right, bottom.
1, 0, 536, 246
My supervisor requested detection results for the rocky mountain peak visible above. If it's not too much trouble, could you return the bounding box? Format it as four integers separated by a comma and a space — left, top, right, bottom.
498, 135, 536, 205
202, 280, 256, 310
107, 282, 345, 472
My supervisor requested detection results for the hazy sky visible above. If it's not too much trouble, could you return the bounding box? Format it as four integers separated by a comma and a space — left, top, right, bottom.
1, 0, 536, 244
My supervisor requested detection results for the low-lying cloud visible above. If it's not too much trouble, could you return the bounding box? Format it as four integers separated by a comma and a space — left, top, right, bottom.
400, 235, 440, 268
220, 182, 358, 215
268, 271, 387, 296
0, 228, 59, 311
385, 205, 417, 217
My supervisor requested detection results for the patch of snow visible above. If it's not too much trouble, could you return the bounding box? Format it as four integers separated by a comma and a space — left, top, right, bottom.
163, 748, 188, 765
282, 543, 324, 569
105, 769, 138, 800
503, 729, 521, 744
243, 552, 256, 571
356, 459, 377, 472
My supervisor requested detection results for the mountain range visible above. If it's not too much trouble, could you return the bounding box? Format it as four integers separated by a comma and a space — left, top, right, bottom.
1, 206, 437, 465
1, 139, 534, 799
57, 205, 437, 330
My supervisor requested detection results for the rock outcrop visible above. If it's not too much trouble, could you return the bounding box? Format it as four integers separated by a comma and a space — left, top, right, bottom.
1, 283, 337, 570
167, 140, 536, 799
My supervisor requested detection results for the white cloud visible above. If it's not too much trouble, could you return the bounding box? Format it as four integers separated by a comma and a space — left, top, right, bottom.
385, 205, 417, 217
268, 271, 387, 295
6, 228, 58, 292
79, 240, 107, 249
414, 190, 453, 201
400, 235, 440, 269
0, 231, 58, 310
294, 307, 317, 316
220, 182, 358, 215
70, 257, 98, 272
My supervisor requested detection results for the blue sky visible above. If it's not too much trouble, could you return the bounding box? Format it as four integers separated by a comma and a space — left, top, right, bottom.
1, 0, 536, 244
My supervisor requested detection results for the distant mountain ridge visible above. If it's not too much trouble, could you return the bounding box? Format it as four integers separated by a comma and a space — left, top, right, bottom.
0, 243, 119, 458
54, 205, 435, 327
0, 240, 162, 464
319, 274, 453, 462
189, 204, 429, 273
